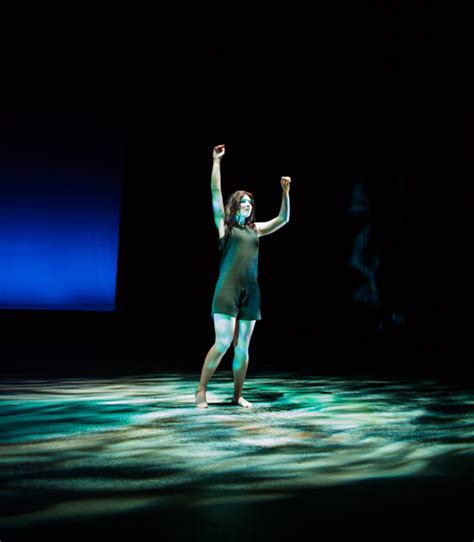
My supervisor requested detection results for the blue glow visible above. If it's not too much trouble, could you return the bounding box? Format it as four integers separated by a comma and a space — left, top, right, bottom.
0, 170, 121, 310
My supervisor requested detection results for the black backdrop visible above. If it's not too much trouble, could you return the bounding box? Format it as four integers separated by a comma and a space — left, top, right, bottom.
1, 14, 473, 378
117, 33, 474, 376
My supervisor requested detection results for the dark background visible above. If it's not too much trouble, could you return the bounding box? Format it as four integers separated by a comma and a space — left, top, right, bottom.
1, 7, 473, 378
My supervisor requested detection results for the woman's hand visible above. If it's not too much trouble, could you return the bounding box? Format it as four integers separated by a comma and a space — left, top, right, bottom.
213, 144, 225, 160
281, 176, 291, 193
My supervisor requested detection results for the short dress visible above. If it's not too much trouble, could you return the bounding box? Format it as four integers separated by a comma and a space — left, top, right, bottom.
211, 224, 262, 320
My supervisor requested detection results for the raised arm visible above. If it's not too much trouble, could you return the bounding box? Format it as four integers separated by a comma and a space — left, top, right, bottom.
255, 177, 291, 237
211, 144, 226, 239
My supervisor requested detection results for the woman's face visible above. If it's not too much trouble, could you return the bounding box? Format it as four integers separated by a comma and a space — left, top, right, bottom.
239, 195, 253, 218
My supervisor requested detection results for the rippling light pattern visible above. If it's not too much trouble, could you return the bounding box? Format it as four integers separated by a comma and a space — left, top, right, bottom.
0, 372, 473, 527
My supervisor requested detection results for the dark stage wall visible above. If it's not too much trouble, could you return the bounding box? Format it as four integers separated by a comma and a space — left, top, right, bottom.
118, 39, 474, 375
1, 21, 473, 377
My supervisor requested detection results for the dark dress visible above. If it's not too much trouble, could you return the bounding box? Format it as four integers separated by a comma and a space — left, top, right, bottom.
211, 224, 262, 320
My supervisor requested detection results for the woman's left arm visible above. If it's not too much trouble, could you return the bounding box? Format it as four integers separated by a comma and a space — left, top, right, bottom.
256, 177, 291, 237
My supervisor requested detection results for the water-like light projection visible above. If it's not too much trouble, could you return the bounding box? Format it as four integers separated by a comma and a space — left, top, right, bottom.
0, 372, 473, 528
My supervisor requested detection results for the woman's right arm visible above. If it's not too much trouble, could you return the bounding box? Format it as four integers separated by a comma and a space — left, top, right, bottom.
211, 145, 226, 239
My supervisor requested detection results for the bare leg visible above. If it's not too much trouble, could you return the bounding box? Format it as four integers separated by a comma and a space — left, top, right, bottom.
232, 319, 256, 407
232, 346, 251, 407
195, 343, 227, 408
196, 314, 235, 408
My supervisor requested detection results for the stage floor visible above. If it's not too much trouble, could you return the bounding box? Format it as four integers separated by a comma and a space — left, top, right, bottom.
1, 370, 473, 540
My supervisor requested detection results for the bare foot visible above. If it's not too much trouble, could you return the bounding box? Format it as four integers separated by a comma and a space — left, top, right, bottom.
232, 396, 252, 408
195, 390, 208, 409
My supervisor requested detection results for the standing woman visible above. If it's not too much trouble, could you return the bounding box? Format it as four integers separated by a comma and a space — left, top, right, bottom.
195, 144, 291, 408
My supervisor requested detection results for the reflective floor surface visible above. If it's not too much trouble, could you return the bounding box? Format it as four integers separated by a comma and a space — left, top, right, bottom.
1, 370, 473, 540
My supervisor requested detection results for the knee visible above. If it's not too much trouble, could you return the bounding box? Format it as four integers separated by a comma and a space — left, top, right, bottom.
214, 339, 232, 355
234, 343, 249, 358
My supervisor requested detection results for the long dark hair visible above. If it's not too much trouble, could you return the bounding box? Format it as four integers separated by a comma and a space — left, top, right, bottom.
223, 190, 257, 236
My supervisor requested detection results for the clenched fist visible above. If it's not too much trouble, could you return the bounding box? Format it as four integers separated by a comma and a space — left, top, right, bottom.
213, 144, 225, 160
280, 176, 291, 193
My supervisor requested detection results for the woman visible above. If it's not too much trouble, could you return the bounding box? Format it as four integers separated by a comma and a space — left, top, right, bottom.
195, 144, 291, 408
